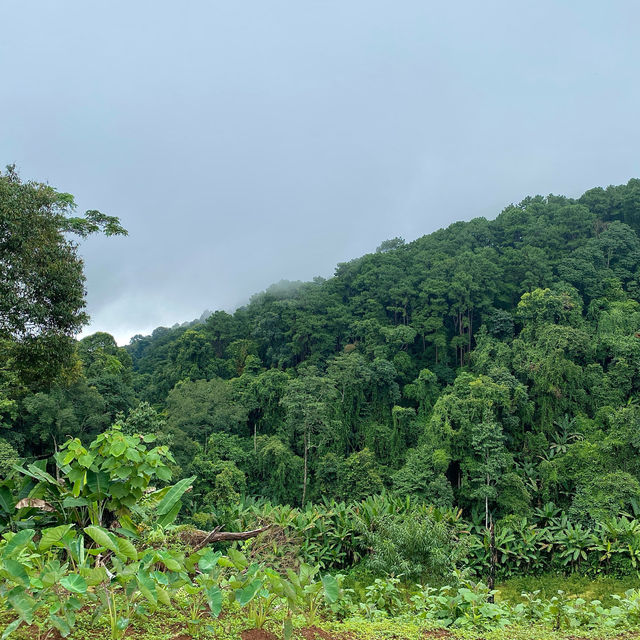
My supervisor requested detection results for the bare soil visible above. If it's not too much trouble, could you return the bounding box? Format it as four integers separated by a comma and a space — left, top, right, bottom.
241, 629, 280, 640
297, 626, 358, 640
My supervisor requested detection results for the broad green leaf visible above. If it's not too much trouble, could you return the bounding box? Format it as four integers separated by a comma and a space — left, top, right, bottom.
156, 476, 195, 516
85, 471, 110, 496
137, 569, 157, 604
156, 550, 182, 572
155, 465, 172, 482
322, 574, 339, 603
84, 526, 119, 553
62, 497, 89, 508
79, 566, 108, 586
198, 549, 221, 572
228, 547, 248, 571
236, 579, 262, 606
156, 500, 182, 528
24, 464, 59, 486
117, 537, 138, 561
7, 589, 36, 623
60, 574, 87, 594
113, 465, 132, 480
205, 586, 223, 617
49, 614, 71, 637
68, 535, 85, 565
110, 438, 127, 457
3, 529, 35, 557
281, 579, 297, 604
66, 467, 85, 483
151, 570, 169, 585
125, 448, 141, 463
109, 483, 130, 499
40, 525, 73, 551
157, 586, 171, 606
4, 559, 29, 587
117, 515, 140, 538
0, 487, 14, 513
299, 563, 316, 585
284, 615, 293, 640
77, 454, 95, 468
129, 475, 145, 489
1, 618, 22, 640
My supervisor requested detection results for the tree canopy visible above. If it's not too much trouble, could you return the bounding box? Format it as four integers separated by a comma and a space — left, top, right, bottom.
4, 175, 640, 527
0, 166, 126, 387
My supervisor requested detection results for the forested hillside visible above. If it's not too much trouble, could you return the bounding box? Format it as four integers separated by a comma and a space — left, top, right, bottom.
5, 173, 640, 638
5, 178, 640, 527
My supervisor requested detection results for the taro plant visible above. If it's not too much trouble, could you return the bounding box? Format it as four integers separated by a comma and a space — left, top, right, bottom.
359, 576, 404, 618
224, 548, 264, 613
408, 572, 508, 629
244, 568, 284, 630
0, 527, 91, 639
84, 524, 186, 640
181, 548, 224, 638
284, 562, 340, 626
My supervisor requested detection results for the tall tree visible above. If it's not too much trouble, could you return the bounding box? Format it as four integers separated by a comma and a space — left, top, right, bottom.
280, 367, 338, 505
0, 166, 125, 386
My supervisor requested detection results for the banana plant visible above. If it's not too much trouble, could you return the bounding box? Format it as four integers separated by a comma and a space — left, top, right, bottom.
555, 523, 597, 570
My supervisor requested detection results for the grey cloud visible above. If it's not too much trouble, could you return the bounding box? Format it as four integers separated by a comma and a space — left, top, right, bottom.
2, 1, 639, 344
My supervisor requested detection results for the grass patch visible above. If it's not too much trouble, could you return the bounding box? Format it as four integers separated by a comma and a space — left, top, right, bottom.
496, 572, 640, 605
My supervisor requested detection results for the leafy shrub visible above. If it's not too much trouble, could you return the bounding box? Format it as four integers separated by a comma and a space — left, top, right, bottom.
570, 471, 640, 524
358, 507, 468, 581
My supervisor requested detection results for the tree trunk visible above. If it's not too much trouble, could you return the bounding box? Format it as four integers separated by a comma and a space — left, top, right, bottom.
488, 518, 496, 602
468, 310, 472, 363
302, 430, 308, 506
485, 472, 490, 529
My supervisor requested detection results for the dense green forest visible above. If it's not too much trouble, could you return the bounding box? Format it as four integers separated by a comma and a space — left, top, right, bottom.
6, 167, 640, 638
4, 169, 640, 528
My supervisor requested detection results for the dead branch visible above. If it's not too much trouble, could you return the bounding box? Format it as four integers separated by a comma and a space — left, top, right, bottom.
192, 524, 273, 552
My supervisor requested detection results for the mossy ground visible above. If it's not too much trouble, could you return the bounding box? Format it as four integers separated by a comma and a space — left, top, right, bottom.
496, 573, 640, 606
2, 611, 639, 640
3, 575, 640, 640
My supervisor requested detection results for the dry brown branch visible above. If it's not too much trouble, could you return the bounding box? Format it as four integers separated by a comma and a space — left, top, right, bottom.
191, 524, 273, 552
15, 498, 56, 512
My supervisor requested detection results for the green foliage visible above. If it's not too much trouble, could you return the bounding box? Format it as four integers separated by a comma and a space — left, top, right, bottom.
570, 471, 640, 524
357, 506, 466, 581
4, 429, 640, 638
7, 177, 640, 542
0, 423, 185, 538
0, 440, 19, 479
7, 173, 640, 635
0, 165, 125, 387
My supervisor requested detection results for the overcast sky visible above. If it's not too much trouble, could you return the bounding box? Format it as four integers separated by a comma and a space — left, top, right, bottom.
2, 1, 639, 344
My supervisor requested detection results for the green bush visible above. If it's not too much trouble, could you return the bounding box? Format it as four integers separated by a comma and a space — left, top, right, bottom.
358, 507, 468, 581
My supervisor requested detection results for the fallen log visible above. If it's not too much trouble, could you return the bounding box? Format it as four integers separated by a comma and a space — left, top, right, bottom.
192, 524, 273, 551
